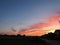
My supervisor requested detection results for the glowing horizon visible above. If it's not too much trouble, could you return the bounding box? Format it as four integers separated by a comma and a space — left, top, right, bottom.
19, 15, 60, 36
0, 0, 60, 36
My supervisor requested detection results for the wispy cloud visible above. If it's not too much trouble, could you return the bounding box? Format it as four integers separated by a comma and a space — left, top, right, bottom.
19, 15, 60, 36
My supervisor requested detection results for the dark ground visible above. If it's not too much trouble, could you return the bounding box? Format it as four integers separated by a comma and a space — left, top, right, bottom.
0, 35, 50, 45
0, 30, 60, 45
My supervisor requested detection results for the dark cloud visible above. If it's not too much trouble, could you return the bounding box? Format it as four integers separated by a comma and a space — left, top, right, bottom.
11, 27, 16, 32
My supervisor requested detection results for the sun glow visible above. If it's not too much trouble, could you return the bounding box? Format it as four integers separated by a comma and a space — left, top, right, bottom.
48, 24, 60, 33
19, 15, 60, 36
48, 29, 55, 33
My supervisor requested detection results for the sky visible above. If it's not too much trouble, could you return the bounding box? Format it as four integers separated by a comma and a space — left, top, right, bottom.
19, 16, 60, 36
0, 0, 60, 35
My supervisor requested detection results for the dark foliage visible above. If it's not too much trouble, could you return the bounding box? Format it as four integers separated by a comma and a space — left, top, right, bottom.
0, 29, 60, 45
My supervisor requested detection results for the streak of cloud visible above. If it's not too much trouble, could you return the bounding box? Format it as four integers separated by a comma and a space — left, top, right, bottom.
11, 27, 16, 32
19, 15, 60, 36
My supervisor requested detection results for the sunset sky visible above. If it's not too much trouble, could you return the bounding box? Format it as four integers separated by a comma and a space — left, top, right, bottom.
0, 0, 60, 36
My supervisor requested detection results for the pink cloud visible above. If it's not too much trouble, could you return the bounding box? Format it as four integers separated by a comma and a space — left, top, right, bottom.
19, 15, 60, 36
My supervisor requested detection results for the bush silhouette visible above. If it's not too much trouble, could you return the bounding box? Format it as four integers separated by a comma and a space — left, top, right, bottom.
0, 29, 60, 45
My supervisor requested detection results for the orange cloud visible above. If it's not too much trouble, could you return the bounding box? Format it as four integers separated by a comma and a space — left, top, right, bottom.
19, 15, 60, 36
